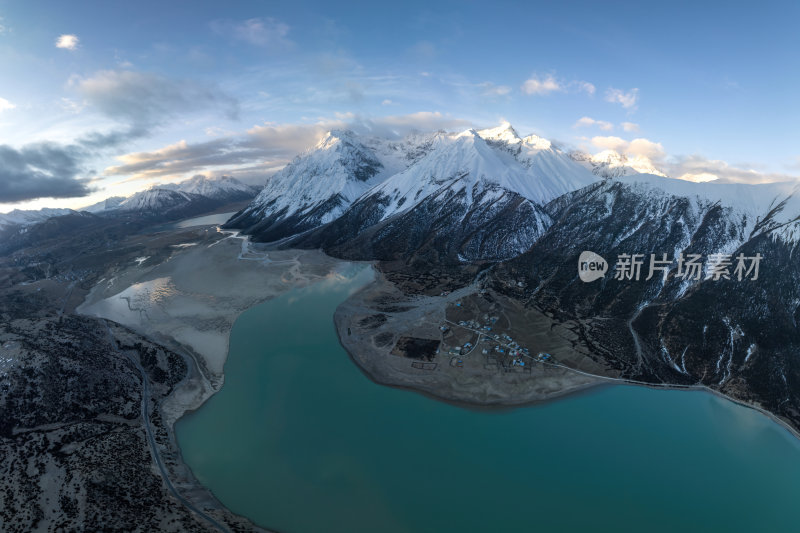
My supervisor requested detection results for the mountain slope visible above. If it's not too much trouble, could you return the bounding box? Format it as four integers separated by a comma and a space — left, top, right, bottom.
116, 188, 219, 219
489, 174, 800, 427
162, 175, 258, 202
81, 197, 126, 213
225, 130, 418, 241
0, 208, 75, 230
238, 124, 598, 257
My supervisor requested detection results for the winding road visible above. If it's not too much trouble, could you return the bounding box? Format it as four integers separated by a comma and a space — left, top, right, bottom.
102, 321, 230, 533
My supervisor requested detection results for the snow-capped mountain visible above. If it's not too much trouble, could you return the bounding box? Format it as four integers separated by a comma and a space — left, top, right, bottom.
229, 121, 800, 270
73, 175, 257, 221
81, 196, 126, 213
231, 124, 598, 250
298, 126, 597, 262
116, 188, 219, 218
226, 129, 438, 242
161, 175, 258, 202
0, 208, 75, 230
570, 149, 667, 178
492, 171, 800, 424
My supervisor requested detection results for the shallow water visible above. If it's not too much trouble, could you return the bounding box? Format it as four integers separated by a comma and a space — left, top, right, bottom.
176, 263, 800, 533
168, 211, 236, 229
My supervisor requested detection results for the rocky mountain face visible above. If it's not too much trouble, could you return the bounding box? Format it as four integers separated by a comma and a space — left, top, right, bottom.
491, 175, 800, 427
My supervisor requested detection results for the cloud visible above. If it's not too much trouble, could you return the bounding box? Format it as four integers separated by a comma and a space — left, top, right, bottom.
73, 70, 239, 131
590, 135, 629, 153
0, 97, 14, 112
621, 122, 640, 132
587, 135, 798, 184
574, 116, 613, 131
522, 74, 596, 97
55, 34, 79, 50
0, 143, 91, 203
677, 172, 719, 183
381, 99, 395, 106
104, 112, 474, 183
104, 138, 265, 180
575, 81, 596, 96
590, 136, 666, 162
521, 74, 561, 95
665, 155, 799, 185
480, 82, 512, 97
605, 87, 639, 109
210, 18, 291, 48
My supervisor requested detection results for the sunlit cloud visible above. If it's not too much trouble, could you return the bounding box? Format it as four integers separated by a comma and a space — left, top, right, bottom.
103, 111, 474, 184
591, 136, 665, 160
522, 74, 595, 97
521, 74, 561, 95
55, 34, 79, 50
665, 155, 799, 185
678, 172, 719, 183
574, 116, 613, 131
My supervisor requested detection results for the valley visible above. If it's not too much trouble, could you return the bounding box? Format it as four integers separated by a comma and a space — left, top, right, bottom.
3, 124, 800, 530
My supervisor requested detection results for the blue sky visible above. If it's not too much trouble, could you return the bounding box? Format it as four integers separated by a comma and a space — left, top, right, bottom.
1, 0, 798, 212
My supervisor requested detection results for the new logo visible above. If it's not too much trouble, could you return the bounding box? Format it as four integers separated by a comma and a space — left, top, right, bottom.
578, 251, 607, 282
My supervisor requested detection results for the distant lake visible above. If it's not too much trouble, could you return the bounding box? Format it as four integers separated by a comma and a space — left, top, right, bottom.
165, 211, 236, 230
176, 263, 800, 533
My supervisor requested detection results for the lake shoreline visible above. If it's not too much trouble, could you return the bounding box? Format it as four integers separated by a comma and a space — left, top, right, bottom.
331, 264, 800, 442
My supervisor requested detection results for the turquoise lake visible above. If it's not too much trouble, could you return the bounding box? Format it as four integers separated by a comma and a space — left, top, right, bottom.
175, 263, 800, 532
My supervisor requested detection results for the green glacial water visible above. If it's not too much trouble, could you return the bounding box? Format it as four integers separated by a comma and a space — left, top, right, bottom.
176, 263, 800, 533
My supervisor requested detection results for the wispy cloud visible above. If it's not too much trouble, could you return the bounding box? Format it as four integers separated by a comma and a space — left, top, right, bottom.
605, 87, 639, 109
55, 34, 79, 50
480, 82, 512, 97
574, 81, 595, 96
521, 74, 595, 96
71, 69, 239, 145
621, 121, 640, 132
521, 74, 561, 95
0, 97, 14, 112
573, 116, 613, 131
210, 18, 292, 48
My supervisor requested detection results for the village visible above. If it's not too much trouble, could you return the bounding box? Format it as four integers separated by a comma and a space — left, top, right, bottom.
439, 312, 552, 373
386, 287, 557, 375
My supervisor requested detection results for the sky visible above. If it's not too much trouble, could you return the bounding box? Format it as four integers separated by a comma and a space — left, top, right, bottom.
0, 0, 799, 213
